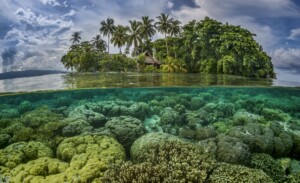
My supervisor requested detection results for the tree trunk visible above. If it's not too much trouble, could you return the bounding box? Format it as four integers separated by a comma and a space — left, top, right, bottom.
134, 47, 140, 72
165, 33, 169, 57
108, 34, 110, 53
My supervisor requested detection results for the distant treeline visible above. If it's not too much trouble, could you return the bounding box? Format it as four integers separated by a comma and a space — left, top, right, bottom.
0, 70, 67, 80
60, 14, 275, 78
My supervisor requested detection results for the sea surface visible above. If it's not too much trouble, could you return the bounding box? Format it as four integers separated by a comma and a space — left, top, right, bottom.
0, 73, 300, 182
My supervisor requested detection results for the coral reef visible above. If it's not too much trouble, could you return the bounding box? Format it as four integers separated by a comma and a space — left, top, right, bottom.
208, 163, 273, 183
232, 110, 263, 125
130, 133, 184, 162
6, 157, 69, 183
159, 107, 183, 126
104, 140, 216, 183
0, 141, 53, 169
261, 108, 290, 121
0, 134, 10, 149
1, 135, 125, 182
105, 116, 145, 152
250, 153, 286, 182
227, 123, 293, 157
216, 134, 251, 165
194, 127, 218, 141
22, 106, 63, 128
0, 87, 300, 181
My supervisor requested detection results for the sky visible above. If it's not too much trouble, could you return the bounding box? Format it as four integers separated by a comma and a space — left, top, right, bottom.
0, 0, 300, 81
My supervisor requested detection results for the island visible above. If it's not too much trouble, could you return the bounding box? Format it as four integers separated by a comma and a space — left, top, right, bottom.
61, 14, 275, 78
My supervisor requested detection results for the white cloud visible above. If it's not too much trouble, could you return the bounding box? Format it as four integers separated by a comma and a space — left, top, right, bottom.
2, 8, 72, 71
40, 0, 60, 6
15, 8, 73, 29
271, 47, 300, 73
193, 0, 299, 18
63, 10, 76, 18
167, 1, 174, 9
288, 28, 300, 40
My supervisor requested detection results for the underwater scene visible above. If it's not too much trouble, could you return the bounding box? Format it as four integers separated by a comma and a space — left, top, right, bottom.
0, 86, 300, 183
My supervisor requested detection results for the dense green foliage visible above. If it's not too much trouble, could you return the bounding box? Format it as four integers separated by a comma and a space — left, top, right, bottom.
61, 14, 275, 78
153, 17, 275, 77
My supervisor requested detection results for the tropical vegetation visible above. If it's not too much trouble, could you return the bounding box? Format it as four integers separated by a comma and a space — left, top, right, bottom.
61, 14, 275, 78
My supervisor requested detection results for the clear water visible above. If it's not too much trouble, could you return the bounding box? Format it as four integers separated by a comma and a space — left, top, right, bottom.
0, 73, 300, 182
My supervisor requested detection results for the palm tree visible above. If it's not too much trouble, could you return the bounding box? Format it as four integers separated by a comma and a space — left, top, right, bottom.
70, 31, 81, 45
127, 20, 143, 57
169, 19, 182, 58
139, 16, 156, 40
155, 13, 173, 56
100, 18, 116, 53
111, 25, 129, 53
169, 19, 182, 37
127, 20, 143, 71
91, 35, 106, 53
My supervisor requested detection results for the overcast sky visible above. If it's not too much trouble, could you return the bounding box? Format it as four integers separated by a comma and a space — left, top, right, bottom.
0, 0, 300, 81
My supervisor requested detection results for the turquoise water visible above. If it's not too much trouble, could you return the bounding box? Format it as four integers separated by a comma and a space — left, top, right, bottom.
0, 74, 300, 182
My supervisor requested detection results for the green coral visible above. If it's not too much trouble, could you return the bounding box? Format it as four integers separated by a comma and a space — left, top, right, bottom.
3, 135, 126, 183
213, 121, 232, 133
130, 133, 184, 161
232, 110, 264, 125
159, 107, 183, 125
208, 163, 273, 183
0, 134, 10, 148
105, 116, 145, 153
56, 135, 125, 182
0, 105, 20, 119
261, 108, 290, 121
7, 157, 69, 183
103, 140, 216, 183
18, 100, 33, 114
250, 153, 285, 182
22, 106, 63, 128
194, 127, 217, 141
0, 141, 53, 169
2, 106, 67, 148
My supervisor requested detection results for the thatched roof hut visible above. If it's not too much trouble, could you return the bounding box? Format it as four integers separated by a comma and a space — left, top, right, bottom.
143, 51, 161, 68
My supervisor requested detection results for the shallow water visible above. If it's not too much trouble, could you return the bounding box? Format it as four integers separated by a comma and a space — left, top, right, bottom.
1, 73, 300, 94
0, 74, 300, 182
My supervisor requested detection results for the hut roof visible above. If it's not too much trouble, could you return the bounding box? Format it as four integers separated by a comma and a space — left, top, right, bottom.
143, 51, 161, 65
